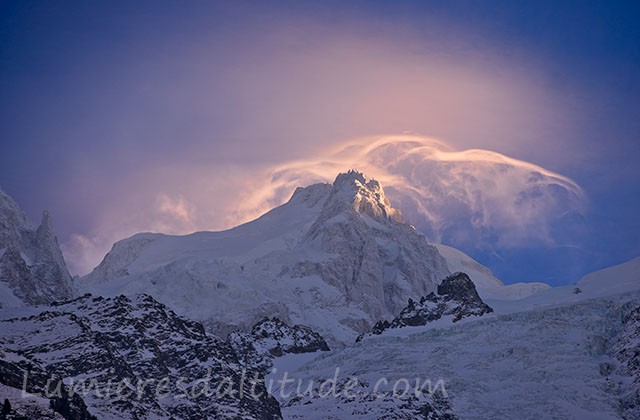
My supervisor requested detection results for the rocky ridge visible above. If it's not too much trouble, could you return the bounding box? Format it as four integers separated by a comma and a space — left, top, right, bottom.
0, 186, 74, 307
358, 272, 493, 340
0, 294, 281, 419
81, 170, 450, 346
228, 317, 330, 372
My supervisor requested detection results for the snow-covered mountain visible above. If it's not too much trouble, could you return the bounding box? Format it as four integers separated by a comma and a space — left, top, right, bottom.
433, 243, 550, 300
1, 173, 640, 419
0, 293, 281, 420
259, 255, 640, 419
358, 272, 494, 341
577, 256, 640, 297
0, 186, 74, 307
228, 317, 330, 372
268, 289, 640, 419
81, 171, 450, 346
613, 303, 640, 419
0, 382, 66, 419
484, 256, 640, 315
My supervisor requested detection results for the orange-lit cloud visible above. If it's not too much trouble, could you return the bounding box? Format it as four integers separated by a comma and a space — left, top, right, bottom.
157, 193, 192, 223
58, 15, 589, 276
63, 135, 586, 277
236, 135, 585, 246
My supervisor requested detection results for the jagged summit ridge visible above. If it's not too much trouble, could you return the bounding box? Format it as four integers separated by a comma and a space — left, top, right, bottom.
358, 272, 494, 341
82, 170, 449, 345
301, 171, 448, 320
316, 169, 403, 223
288, 182, 333, 208
0, 293, 281, 419
0, 186, 35, 244
228, 317, 330, 372
0, 186, 74, 307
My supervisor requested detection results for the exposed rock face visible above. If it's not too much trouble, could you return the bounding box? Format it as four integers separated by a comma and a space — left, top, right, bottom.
300, 170, 449, 319
358, 272, 493, 340
278, 376, 457, 420
0, 294, 281, 420
433, 243, 550, 301
81, 170, 450, 345
307, 170, 403, 225
0, 187, 74, 307
613, 304, 640, 419
434, 272, 494, 321
0, 383, 68, 419
228, 317, 330, 372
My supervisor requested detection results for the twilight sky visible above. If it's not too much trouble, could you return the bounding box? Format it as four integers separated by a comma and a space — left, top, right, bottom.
1, 1, 639, 285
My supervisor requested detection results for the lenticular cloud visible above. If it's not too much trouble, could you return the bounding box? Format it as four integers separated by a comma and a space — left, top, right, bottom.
245, 135, 586, 251
63, 135, 587, 279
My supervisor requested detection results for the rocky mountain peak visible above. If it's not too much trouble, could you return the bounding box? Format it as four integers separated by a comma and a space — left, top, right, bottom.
437, 272, 487, 306
328, 170, 403, 222
288, 182, 332, 208
0, 186, 34, 243
358, 271, 494, 341
37, 210, 52, 234
81, 170, 449, 346
0, 187, 74, 307
228, 317, 330, 372
299, 171, 448, 323
0, 293, 282, 419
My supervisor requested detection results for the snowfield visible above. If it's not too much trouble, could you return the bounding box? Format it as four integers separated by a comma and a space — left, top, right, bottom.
268, 290, 640, 419
79, 171, 450, 346
433, 243, 551, 301
1, 173, 639, 419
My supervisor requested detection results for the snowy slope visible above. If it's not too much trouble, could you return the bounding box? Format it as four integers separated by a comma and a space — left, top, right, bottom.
228, 317, 330, 373
434, 243, 550, 300
81, 171, 450, 346
268, 292, 640, 419
1, 174, 639, 418
577, 256, 640, 297
79, 171, 558, 346
260, 256, 640, 419
0, 294, 281, 420
0, 186, 74, 307
612, 303, 640, 419
0, 383, 64, 419
485, 256, 640, 315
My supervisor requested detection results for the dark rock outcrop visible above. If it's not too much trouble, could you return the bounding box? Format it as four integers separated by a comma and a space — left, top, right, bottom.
228, 317, 330, 372
0, 187, 74, 306
358, 272, 493, 341
0, 294, 282, 419
613, 304, 640, 419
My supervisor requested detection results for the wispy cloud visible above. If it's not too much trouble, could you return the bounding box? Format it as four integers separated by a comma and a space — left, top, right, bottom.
239, 135, 586, 247
50, 6, 589, 277
62, 135, 586, 277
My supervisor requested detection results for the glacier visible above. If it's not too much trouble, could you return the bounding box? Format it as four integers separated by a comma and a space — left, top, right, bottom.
268, 289, 640, 419
1, 173, 638, 419
80, 171, 450, 346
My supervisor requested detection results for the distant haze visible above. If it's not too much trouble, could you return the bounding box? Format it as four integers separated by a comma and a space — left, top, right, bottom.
1, 1, 638, 283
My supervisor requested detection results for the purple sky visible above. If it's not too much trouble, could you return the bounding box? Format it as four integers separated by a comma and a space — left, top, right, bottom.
1, 1, 639, 284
